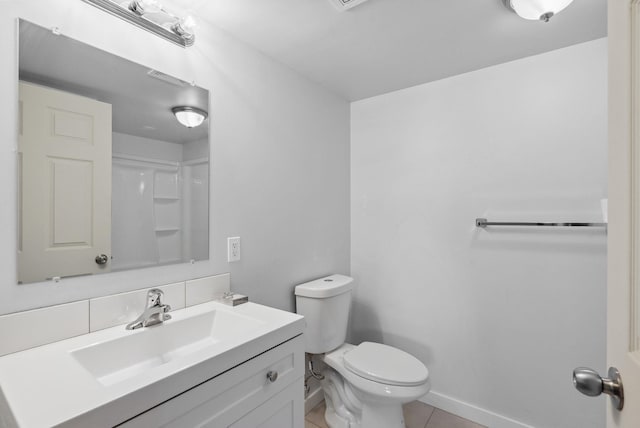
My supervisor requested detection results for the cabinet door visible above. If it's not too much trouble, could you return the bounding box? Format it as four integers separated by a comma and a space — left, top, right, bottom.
230, 381, 303, 428
118, 335, 304, 428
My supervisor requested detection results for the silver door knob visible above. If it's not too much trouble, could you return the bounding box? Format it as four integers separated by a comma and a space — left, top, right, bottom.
95, 254, 109, 265
573, 367, 624, 410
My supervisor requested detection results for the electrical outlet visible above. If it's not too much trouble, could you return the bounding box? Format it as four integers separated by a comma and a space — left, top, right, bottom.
227, 237, 241, 262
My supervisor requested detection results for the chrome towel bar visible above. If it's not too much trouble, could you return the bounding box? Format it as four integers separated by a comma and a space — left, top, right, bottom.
475, 218, 607, 228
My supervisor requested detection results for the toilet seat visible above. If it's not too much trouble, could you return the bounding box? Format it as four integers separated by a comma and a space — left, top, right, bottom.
343, 342, 428, 387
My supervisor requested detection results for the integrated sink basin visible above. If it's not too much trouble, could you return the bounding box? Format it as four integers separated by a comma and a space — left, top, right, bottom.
71, 309, 265, 386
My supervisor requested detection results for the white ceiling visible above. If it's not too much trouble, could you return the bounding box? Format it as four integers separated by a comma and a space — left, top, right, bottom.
170, 0, 607, 101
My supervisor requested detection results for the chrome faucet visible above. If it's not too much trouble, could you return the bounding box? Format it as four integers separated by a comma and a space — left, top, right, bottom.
125, 289, 172, 330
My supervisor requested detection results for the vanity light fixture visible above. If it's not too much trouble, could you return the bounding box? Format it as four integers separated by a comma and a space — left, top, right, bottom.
82, 0, 196, 47
503, 0, 574, 22
171, 15, 197, 44
172, 106, 208, 128
128, 0, 161, 15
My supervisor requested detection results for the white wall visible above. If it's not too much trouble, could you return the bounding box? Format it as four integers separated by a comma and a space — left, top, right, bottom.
351, 39, 607, 428
0, 0, 350, 314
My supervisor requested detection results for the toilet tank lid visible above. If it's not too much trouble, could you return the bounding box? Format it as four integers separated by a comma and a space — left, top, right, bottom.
294, 274, 353, 298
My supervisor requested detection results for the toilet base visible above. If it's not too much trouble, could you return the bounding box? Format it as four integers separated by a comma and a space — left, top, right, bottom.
321, 367, 407, 428
321, 368, 361, 428
323, 401, 405, 428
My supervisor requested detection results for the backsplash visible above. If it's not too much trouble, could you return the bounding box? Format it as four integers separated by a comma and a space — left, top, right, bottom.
0, 273, 230, 357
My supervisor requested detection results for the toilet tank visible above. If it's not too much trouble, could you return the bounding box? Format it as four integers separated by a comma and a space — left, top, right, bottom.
294, 274, 353, 354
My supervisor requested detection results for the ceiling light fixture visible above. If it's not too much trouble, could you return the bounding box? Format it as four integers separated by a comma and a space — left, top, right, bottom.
82, 0, 196, 47
172, 106, 208, 128
504, 0, 574, 22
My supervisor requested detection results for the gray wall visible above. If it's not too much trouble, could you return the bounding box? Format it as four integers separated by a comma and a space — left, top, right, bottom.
351, 39, 607, 428
0, 0, 350, 314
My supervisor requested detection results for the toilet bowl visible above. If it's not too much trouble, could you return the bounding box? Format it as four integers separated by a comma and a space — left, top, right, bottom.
295, 275, 430, 428
321, 343, 430, 428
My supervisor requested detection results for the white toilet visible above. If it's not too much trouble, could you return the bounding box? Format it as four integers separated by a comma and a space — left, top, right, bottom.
295, 274, 430, 428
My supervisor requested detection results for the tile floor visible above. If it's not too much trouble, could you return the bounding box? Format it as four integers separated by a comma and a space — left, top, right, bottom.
305, 400, 486, 428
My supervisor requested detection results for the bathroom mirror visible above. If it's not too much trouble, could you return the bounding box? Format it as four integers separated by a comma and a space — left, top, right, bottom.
17, 19, 210, 284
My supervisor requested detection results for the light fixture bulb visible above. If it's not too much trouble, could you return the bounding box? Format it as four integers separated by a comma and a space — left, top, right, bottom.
172, 15, 197, 40
129, 0, 161, 15
508, 0, 574, 22
172, 106, 207, 128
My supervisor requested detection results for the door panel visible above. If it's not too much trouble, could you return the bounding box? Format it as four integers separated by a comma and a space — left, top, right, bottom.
50, 158, 93, 246
229, 382, 302, 428
51, 108, 95, 141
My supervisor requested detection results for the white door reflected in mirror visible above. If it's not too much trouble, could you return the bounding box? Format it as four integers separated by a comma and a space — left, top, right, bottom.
18, 82, 112, 283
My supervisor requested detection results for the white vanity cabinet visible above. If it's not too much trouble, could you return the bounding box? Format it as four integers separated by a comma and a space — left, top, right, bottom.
0, 301, 305, 428
119, 335, 305, 428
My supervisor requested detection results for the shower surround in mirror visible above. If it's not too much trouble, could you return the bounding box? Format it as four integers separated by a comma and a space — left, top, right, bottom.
17, 19, 210, 284
111, 133, 208, 271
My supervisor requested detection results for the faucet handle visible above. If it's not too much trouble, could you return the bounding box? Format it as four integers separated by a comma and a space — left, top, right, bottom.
162, 305, 172, 322
147, 288, 164, 306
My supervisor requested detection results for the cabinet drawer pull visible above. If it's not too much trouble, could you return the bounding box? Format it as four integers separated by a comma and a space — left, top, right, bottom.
266, 370, 278, 383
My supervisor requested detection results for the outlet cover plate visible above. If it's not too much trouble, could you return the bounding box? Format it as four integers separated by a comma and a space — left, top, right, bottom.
227, 237, 241, 262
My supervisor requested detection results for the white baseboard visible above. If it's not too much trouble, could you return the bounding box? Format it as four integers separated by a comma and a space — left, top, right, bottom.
421, 391, 534, 428
305, 384, 325, 415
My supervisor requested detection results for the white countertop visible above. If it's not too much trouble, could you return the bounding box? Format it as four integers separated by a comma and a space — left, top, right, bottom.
0, 301, 304, 428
